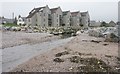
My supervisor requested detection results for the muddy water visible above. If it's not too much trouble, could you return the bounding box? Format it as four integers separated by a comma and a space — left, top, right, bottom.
2, 37, 74, 72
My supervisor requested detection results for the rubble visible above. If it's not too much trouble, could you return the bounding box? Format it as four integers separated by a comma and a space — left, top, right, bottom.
88, 26, 119, 42
90, 40, 101, 43
55, 51, 69, 57
69, 56, 112, 72
53, 58, 64, 62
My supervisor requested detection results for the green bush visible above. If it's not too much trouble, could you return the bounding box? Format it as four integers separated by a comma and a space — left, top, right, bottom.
3, 23, 18, 27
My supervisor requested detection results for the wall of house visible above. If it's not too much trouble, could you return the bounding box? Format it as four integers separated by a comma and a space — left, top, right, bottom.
52, 8, 62, 27
81, 13, 90, 29
62, 12, 71, 27
71, 16, 80, 27
17, 18, 25, 25
26, 6, 91, 29
42, 6, 51, 27
90, 21, 101, 27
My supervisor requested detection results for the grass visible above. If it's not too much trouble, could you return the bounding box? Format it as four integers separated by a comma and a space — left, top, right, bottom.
3, 23, 18, 27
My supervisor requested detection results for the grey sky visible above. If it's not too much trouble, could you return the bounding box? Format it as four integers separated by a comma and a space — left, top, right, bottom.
0, 0, 119, 22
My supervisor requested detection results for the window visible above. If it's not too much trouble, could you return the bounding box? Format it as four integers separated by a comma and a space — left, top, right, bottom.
57, 19, 58, 22
36, 19, 37, 22
44, 13, 45, 16
49, 24, 51, 27
44, 19, 45, 22
57, 14, 58, 17
44, 24, 45, 26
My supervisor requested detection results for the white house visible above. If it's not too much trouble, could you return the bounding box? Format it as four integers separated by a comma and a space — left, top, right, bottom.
71, 11, 81, 27
26, 5, 51, 28
62, 11, 71, 27
50, 7, 62, 27
80, 11, 90, 29
17, 16, 26, 26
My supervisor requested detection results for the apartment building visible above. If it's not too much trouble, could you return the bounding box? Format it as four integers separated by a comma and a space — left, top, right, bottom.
26, 5, 51, 28
80, 11, 90, 29
71, 11, 81, 27
62, 11, 71, 27
50, 7, 62, 27
26, 5, 90, 29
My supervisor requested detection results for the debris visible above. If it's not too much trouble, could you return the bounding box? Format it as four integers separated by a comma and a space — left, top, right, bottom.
105, 55, 112, 58
53, 58, 64, 62
82, 40, 88, 42
105, 33, 119, 43
55, 51, 69, 57
69, 56, 111, 72
69, 56, 82, 63
103, 44, 109, 46
91, 40, 101, 43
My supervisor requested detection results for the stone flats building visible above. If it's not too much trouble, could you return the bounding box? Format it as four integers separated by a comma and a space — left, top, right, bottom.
62, 11, 71, 27
26, 5, 90, 29
71, 11, 81, 27
80, 11, 90, 29
50, 7, 62, 27
26, 5, 51, 28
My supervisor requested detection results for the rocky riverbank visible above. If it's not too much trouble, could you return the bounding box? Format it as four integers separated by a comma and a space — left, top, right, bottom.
11, 33, 119, 72
2, 31, 60, 49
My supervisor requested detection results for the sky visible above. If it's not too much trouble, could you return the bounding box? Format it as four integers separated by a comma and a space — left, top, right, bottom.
0, 0, 119, 22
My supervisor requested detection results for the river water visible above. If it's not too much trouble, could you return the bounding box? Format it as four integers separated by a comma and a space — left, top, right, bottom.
2, 37, 73, 72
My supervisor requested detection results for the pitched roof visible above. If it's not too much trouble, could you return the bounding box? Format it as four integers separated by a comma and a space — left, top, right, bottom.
71, 11, 79, 16
21, 17, 26, 21
80, 11, 88, 16
27, 6, 46, 18
63, 11, 70, 16
50, 7, 59, 13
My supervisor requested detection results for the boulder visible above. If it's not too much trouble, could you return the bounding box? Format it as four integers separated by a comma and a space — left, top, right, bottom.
105, 33, 119, 43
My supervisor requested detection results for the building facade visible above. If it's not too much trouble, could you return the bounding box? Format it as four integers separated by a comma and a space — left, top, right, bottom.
80, 11, 90, 29
50, 7, 62, 27
26, 5, 51, 28
71, 11, 81, 27
26, 5, 90, 29
62, 11, 71, 27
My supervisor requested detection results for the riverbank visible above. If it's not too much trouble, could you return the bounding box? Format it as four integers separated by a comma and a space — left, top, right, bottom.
2, 31, 74, 72
11, 33, 119, 72
2, 31, 60, 49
